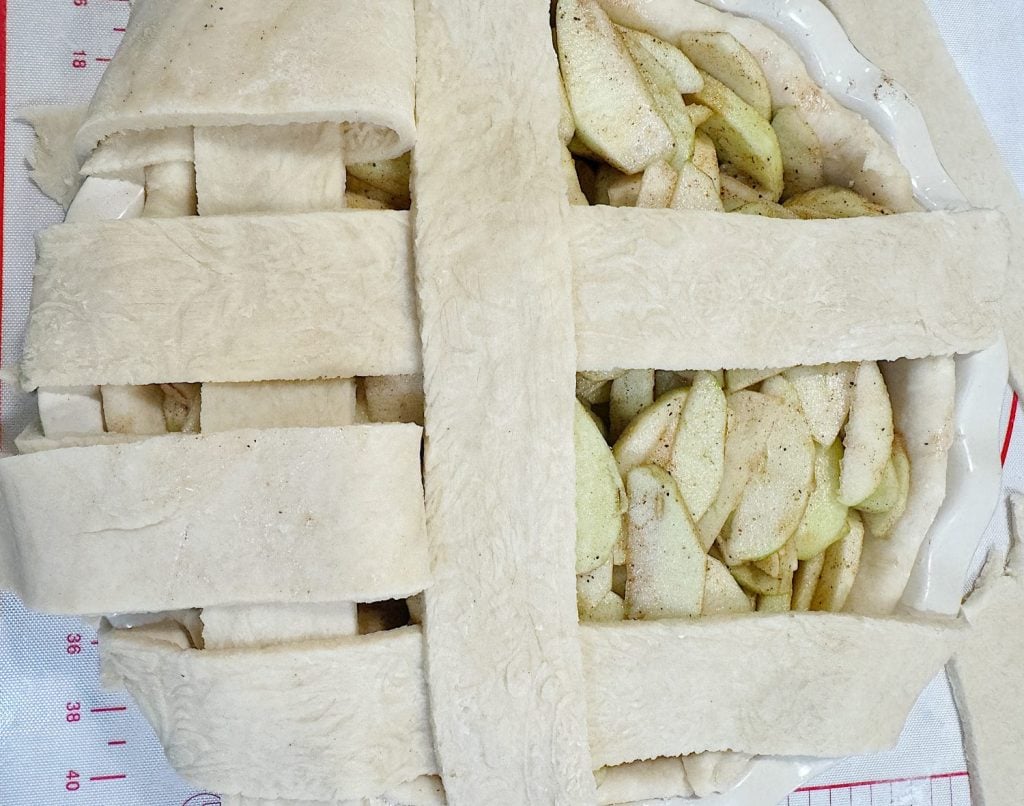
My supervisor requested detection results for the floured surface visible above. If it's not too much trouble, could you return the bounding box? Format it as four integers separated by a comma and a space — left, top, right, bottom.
947, 495, 1024, 806
572, 206, 1005, 370
101, 626, 437, 802
21, 212, 419, 388
581, 615, 963, 766
76, 0, 415, 164
0, 425, 430, 613
194, 124, 346, 215
846, 357, 955, 614
412, 0, 595, 801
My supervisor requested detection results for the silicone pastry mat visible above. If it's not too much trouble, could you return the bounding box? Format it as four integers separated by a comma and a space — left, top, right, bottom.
1, 1, 1021, 804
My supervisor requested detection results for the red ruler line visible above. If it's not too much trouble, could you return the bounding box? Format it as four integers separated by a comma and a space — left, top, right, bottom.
1001, 391, 1018, 466
107, 739, 126, 746
0, 0, 8, 441
90, 705, 127, 713
89, 773, 127, 782
795, 770, 968, 793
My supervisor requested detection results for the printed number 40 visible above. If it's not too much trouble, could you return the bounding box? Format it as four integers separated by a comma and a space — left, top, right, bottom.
66, 770, 80, 792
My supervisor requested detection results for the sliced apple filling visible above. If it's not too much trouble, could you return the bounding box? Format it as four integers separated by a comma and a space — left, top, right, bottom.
575, 363, 910, 619
554, 0, 890, 218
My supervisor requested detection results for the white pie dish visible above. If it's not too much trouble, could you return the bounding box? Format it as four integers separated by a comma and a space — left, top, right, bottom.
56, 1, 1006, 802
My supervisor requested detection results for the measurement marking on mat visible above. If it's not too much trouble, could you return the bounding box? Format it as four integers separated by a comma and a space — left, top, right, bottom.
89, 773, 127, 782
1002, 390, 1018, 465
90, 705, 127, 714
107, 739, 126, 746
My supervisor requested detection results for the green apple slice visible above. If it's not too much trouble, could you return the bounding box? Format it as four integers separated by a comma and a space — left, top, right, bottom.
347, 152, 411, 204
563, 147, 589, 205
613, 387, 688, 475
791, 552, 825, 611
665, 371, 727, 521
556, 0, 673, 174
793, 439, 848, 560
688, 71, 783, 198
692, 132, 720, 192
719, 171, 773, 211
862, 437, 910, 538
624, 465, 706, 619
670, 161, 723, 211
610, 368, 655, 439
622, 32, 696, 171
636, 160, 679, 208
838, 362, 894, 506
679, 31, 772, 119
757, 590, 792, 612
575, 399, 627, 574
771, 106, 824, 200
617, 26, 703, 94
576, 370, 617, 405
754, 536, 797, 578
810, 512, 865, 611
697, 391, 780, 549
728, 561, 792, 596
855, 454, 899, 514
783, 186, 888, 219
784, 363, 856, 446
735, 201, 798, 219
722, 401, 814, 564
703, 556, 753, 615
687, 103, 713, 128
557, 73, 576, 145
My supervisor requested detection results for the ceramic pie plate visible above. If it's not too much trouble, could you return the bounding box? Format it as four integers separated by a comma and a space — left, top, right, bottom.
59, 0, 1008, 801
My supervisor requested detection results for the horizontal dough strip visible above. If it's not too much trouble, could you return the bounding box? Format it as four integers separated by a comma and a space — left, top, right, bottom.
101, 611, 963, 800
75, 0, 415, 168
21, 208, 1004, 391
101, 625, 438, 803
0, 425, 430, 614
21, 211, 420, 389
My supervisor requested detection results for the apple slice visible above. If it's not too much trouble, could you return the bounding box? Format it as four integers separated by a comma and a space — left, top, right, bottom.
697, 391, 780, 549
757, 590, 792, 612
613, 387, 688, 476
688, 71, 783, 199
575, 399, 628, 574
557, 73, 576, 145
576, 370, 617, 405
838, 362, 894, 506
810, 512, 865, 611
759, 373, 800, 405
728, 561, 792, 596
665, 371, 727, 521
719, 171, 773, 211
855, 454, 899, 514
587, 591, 626, 621
754, 536, 798, 578
556, 0, 673, 174
687, 103, 713, 128
784, 363, 856, 446
722, 401, 814, 564
635, 160, 678, 208
670, 162, 723, 211
862, 437, 910, 538
348, 152, 411, 205
771, 106, 824, 200
791, 552, 825, 611
577, 559, 613, 612
610, 368, 655, 439
622, 32, 696, 171
703, 556, 753, 614
678, 31, 772, 119
617, 26, 703, 94
735, 201, 798, 219
784, 186, 888, 219
624, 465, 706, 619
692, 132, 720, 191
725, 367, 783, 392
794, 439, 848, 560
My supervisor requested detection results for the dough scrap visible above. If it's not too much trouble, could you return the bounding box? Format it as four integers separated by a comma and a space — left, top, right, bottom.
0, 425, 429, 613
21, 104, 88, 207
947, 495, 1024, 806
82, 127, 195, 179
101, 626, 437, 802
194, 124, 346, 215
572, 206, 1006, 371
76, 0, 415, 165
21, 211, 419, 389
581, 614, 964, 766
412, 0, 596, 801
